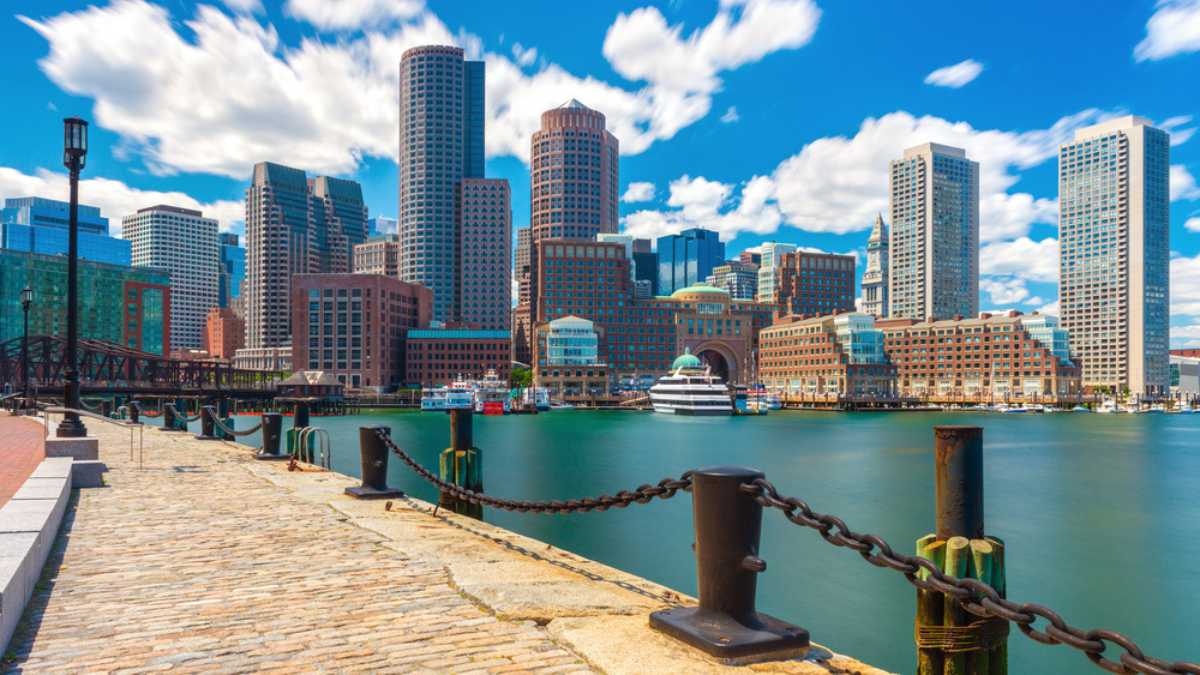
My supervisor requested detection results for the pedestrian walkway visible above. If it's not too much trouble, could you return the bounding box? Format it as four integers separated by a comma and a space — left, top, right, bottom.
0, 416, 44, 508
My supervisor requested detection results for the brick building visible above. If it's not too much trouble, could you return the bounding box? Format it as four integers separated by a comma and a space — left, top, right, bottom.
877, 312, 1081, 403
204, 307, 244, 361
759, 312, 896, 401
404, 328, 511, 386
353, 235, 401, 277
774, 250, 856, 318
290, 274, 432, 391
457, 178, 511, 330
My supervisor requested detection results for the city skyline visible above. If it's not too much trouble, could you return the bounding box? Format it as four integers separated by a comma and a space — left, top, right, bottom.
0, 1, 1198, 348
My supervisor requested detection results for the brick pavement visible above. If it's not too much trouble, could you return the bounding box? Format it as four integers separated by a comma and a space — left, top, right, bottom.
2, 421, 591, 674
0, 416, 45, 508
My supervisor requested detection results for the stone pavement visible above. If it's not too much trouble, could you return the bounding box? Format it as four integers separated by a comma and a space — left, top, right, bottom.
3, 419, 887, 674
0, 417, 44, 508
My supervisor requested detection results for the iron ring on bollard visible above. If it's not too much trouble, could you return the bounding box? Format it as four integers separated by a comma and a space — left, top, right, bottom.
649, 465, 810, 664
345, 426, 404, 499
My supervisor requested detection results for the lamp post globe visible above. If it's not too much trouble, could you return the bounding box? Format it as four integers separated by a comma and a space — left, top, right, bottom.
56, 116, 89, 438
20, 286, 32, 414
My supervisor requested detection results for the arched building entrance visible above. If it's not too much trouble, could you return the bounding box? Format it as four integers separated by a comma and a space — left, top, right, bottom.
697, 349, 730, 382
694, 342, 738, 384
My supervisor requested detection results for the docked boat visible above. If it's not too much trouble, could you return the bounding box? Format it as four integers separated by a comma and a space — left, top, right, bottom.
473, 369, 511, 415
420, 379, 474, 412
522, 387, 551, 411
1071, 405, 1092, 412
1096, 399, 1119, 414
649, 349, 733, 416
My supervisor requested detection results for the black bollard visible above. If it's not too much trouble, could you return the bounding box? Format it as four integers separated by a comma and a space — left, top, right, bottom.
345, 426, 404, 499
255, 412, 287, 460
129, 400, 140, 424
100, 399, 112, 418
294, 400, 310, 430
163, 400, 179, 431
195, 401, 219, 440
175, 397, 189, 431
649, 466, 809, 664
216, 398, 233, 440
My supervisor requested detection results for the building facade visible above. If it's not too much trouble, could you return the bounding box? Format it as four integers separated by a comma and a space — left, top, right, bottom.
218, 232, 245, 310
204, 307, 244, 361
515, 227, 532, 307
353, 235, 401, 277
1, 196, 130, 266
291, 274, 432, 391
756, 242, 797, 304
367, 216, 397, 237
398, 45, 485, 323
877, 312, 1080, 402
774, 251, 856, 318
706, 260, 759, 300
861, 214, 889, 318
759, 313, 896, 400
888, 143, 979, 321
458, 178, 511, 330
122, 205, 219, 349
533, 316, 609, 400
310, 176, 369, 274
0, 249, 170, 355
1059, 116, 1171, 396
657, 228, 725, 296
405, 328, 510, 386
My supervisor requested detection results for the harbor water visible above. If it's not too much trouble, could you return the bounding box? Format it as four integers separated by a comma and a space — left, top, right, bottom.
176, 410, 1199, 673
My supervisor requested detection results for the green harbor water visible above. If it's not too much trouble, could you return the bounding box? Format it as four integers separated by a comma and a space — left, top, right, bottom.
185, 409, 1199, 673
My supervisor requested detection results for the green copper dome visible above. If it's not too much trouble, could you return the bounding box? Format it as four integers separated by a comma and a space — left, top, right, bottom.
672, 347, 703, 370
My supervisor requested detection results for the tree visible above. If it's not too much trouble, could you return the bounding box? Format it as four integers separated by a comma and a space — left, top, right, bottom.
510, 366, 532, 388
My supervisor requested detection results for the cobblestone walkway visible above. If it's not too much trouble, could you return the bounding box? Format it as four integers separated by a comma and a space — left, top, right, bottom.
3, 423, 590, 674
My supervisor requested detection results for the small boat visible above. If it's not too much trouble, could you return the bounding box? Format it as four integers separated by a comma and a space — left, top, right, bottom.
649, 349, 733, 416
472, 369, 511, 415
523, 387, 551, 411
1096, 400, 1119, 414
549, 401, 575, 411
420, 378, 474, 412
1071, 405, 1091, 412
1002, 405, 1030, 414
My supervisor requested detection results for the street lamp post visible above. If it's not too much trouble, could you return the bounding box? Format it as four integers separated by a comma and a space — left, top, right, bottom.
56, 117, 88, 438
20, 286, 32, 414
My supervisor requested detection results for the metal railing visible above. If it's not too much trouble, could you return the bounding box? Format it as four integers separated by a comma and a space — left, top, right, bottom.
294, 427, 332, 469
43, 406, 144, 469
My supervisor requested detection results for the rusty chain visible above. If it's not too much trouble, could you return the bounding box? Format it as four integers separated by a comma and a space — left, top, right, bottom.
205, 407, 264, 437
741, 477, 1200, 675
374, 428, 692, 513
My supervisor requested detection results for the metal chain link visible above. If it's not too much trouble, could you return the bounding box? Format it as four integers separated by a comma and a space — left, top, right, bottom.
375, 428, 692, 514
741, 477, 1200, 675
165, 402, 202, 422
205, 407, 264, 437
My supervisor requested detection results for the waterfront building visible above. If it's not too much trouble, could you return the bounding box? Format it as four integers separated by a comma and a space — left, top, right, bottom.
756, 242, 796, 304
861, 214, 889, 318
774, 250, 856, 318
657, 227, 725, 295
533, 315, 610, 400
291, 274, 431, 391
877, 311, 1081, 402
0, 249, 170, 355
218, 233, 245, 310
276, 371, 344, 400
1059, 116, 1170, 396
230, 346, 291, 372
242, 161, 367, 352
353, 234, 401, 277
204, 307, 243, 361
398, 45, 485, 323
404, 328, 510, 386
367, 216, 397, 237
705, 260, 759, 301
458, 178, 512, 330
1, 196, 130, 266
122, 205, 219, 349
888, 143, 979, 320
1170, 354, 1199, 398
758, 312, 897, 400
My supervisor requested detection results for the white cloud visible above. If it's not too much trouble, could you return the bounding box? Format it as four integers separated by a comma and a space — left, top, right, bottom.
980, 237, 1059, 282
511, 42, 537, 67
0, 166, 244, 235
1185, 216, 1200, 231
924, 59, 984, 88
1173, 252, 1200, 317
1134, 0, 1200, 61
1038, 299, 1060, 316
720, 106, 740, 123
222, 0, 263, 14
285, 0, 424, 30
623, 174, 782, 241
1160, 115, 1197, 145
980, 277, 1034, 305
1171, 164, 1200, 201
621, 181, 656, 203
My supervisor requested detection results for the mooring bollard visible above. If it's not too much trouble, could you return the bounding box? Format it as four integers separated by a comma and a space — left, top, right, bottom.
128, 400, 140, 424
438, 409, 483, 518
649, 466, 809, 664
915, 427, 1008, 675
255, 412, 287, 460
216, 398, 233, 440
100, 399, 112, 418
346, 426, 404, 499
163, 400, 179, 431
286, 400, 312, 455
195, 402, 219, 440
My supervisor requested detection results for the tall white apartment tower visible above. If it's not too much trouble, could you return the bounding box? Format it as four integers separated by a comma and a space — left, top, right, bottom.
1059, 116, 1170, 396
888, 143, 979, 321
122, 205, 219, 349
756, 241, 797, 304
861, 213, 889, 318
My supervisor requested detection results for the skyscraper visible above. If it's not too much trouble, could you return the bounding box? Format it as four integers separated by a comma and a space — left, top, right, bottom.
656, 227, 725, 295
398, 45, 485, 322
458, 178, 512, 330
861, 214, 889, 318
218, 232, 245, 310
1059, 116, 1170, 396
122, 205, 219, 349
2, 196, 131, 266
888, 143, 979, 320
756, 242, 797, 304
310, 176, 368, 274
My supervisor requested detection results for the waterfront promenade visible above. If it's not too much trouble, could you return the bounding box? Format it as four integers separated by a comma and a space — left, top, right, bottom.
3, 419, 884, 674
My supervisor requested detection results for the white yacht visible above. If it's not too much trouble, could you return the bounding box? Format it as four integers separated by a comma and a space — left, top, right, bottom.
420, 377, 475, 412
649, 349, 733, 416
522, 387, 551, 411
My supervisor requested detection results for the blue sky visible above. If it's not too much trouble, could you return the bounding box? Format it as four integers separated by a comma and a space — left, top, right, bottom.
3, 0, 1200, 345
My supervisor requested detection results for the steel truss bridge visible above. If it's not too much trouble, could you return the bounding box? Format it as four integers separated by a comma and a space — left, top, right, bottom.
1, 336, 283, 398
